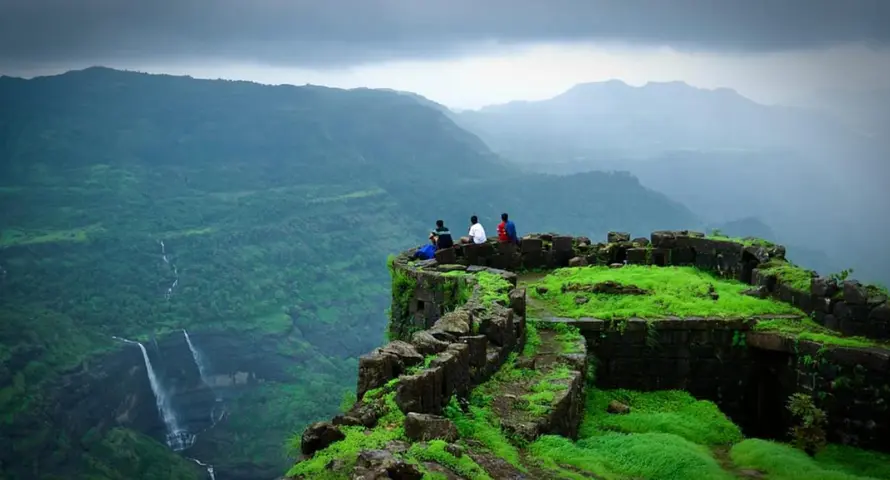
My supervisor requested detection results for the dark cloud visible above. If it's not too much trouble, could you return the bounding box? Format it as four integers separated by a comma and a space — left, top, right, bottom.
1, 0, 888, 69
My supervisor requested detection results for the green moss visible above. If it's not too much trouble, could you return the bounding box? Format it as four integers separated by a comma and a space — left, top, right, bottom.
757, 260, 814, 292
408, 440, 493, 480
522, 321, 542, 358
444, 399, 524, 469
539, 322, 585, 354
287, 389, 406, 478
706, 234, 775, 248
730, 439, 890, 480
475, 271, 512, 309
520, 365, 573, 416
529, 266, 801, 320
753, 317, 889, 350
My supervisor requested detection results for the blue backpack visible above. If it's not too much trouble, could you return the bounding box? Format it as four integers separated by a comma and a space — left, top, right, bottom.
415, 244, 436, 260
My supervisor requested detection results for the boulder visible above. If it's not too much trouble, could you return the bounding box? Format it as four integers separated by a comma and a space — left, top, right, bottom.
509, 288, 526, 317
432, 310, 471, 336
380, 341, 424, 367
568, 256, 588, 267
811, 277, 838, 297
356, 351, 400, 400
843, 280, 869, 305
740, 286, 769, 299
607, 400, 631, 415
434, 247, 457, 265
353, 449, 423, 480
300, 421, 345, 456
607, 232, 631, 243
411, 331, 451, 356
404, 413, 460, 442
631, 237, 651, 247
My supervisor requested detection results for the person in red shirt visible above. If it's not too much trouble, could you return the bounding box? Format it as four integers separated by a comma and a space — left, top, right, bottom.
497, 213, 519, 244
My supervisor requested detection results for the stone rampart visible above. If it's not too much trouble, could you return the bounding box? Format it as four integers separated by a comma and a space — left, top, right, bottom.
385, 230, 889, 453
298, 230, 889, 460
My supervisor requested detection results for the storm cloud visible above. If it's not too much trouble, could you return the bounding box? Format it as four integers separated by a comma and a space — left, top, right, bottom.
1, 0, 889, 69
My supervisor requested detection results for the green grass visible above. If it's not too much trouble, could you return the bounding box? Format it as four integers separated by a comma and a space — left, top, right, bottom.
475, 271, 513, 308
520, 365, 573, 416
706, 234, 775, 247
529, 433, 734, 480
753, 317, 889, 350
579, 389, 742, 446
529, 266, 801, 320
541, 322, 585, 354
730, 439, 890, 480
408, 440, 493, 480
756, 259, 814, 292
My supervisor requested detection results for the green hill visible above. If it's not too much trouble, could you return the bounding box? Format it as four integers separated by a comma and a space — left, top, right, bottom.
0, 67, 698, 479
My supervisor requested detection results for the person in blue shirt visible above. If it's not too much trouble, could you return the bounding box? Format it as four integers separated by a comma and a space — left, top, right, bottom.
497, 213, 520, 245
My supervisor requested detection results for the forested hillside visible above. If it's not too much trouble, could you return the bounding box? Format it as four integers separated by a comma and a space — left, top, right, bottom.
0, 67, 697, 479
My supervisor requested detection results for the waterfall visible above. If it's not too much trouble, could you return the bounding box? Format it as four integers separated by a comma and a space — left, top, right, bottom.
189, 457, 216, 480
183, 329, 220, 408
160, 239, 179, 300
113, 336, 195, 451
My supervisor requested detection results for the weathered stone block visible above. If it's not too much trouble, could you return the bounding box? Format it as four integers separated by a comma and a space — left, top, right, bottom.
751, 268, 778, 291
521, 251, 547, 270
552, 236, 574, 252
301, 421, 344, 456
626, 248, 649, 265
464, 242, 493, 266
568, 256, 588, 267
357, 351, 400, 400
843, 280, 869, 305
434, 247, 457, 265
411, 331, 452, 356
479, 307, 515, 349
431, 343, 471, 401
607, 232, 631, 243
650, 248, 670, 266
811, 277, 838, 297
459, 334, 488, 368
509, 287, 526, 317
670, 247, 696, 266
404, 413, 459, 442
431, 310, 471, 337
395, 367, 444, 414
520, 238, 543, 253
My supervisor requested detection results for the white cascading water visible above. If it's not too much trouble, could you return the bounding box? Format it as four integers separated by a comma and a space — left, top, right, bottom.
189, 458, 217, 480
183, 328, 224, 422
113, 336, 195, 451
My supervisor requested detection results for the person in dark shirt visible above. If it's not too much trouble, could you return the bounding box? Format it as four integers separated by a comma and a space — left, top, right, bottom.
497, 213, 519, 245
432, 220, 454, 249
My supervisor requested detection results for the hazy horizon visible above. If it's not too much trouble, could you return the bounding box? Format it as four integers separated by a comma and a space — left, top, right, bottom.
2, 1, 889, 110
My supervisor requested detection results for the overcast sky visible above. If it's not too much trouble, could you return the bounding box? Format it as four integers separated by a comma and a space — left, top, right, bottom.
2, 0, 889, 109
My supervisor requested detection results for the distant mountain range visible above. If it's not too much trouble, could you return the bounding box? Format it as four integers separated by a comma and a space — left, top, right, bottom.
0, 67, 698, 480
418, 79, 890, 285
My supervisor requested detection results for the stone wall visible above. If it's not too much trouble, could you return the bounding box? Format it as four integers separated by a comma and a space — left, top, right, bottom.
387, 230, 890, 453
300, 265, 528, 457
291, 229, 890, 464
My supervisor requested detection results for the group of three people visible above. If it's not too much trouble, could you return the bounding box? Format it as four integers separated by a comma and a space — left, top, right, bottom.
417, 214, 519, 260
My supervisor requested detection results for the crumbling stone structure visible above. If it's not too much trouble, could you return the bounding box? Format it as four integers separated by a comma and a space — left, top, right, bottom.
298, 230, 890, 466
386, 230, 890, 452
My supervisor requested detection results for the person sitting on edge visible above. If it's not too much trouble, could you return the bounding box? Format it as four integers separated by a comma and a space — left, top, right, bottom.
432, 219, 453, 249
464, 215, 487, 244
497, 213, 520, 245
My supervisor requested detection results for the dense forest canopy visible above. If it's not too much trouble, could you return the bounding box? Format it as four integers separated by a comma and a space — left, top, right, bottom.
0, 67, 697, 479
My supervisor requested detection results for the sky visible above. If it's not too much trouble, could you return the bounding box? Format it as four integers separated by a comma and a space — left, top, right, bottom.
2, 0, 889, 110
